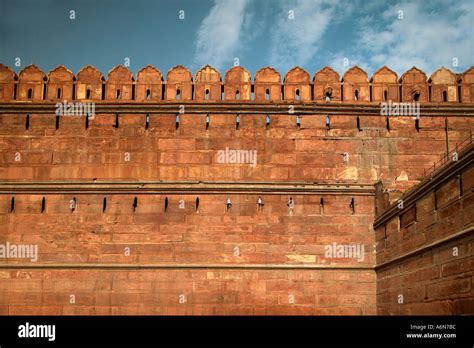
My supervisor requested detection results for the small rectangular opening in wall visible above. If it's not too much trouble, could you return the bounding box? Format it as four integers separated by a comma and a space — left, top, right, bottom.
85, 113, 89, 129
10, 196, 14, 213
25, 114, 30, 130
459, 174, 463, 197
103, 197, 107, 213
114, 113, 119, 128
357, 116, 361, 131
293, 88, 300, 100
133, 197, 138, 212
386, 116, 390, 131
434, 190, 438, 211
145, 113, 150, 130
131, 84, 135, 100
70, 197, 76, 212
41, 197, 46, 213
101, 84, 105, 100
55, 114, 60, 130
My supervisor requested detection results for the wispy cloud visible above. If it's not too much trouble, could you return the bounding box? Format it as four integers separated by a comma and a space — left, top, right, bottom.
193, 0, 250, 71
353, 0, 474, 75
328, 52, 371, 77
269, 0, 352, 73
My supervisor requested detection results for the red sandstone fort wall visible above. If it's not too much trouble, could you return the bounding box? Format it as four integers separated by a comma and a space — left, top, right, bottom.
0, 113, 472, 186
0, 64, 473, 103
375, 148, 474, 314
0, 63, 473, 315
0, 193, 376, 315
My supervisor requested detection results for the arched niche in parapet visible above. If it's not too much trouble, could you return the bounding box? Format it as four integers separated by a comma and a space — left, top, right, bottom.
165, 65, 193, 101
342, 66, 370, 102
429, 67, 458, 102
254, 66, 281, 102
459, 66, 474, 103
371, 66, 398, 102
17, 65, 46, 101
284, 66, 310, 102
224, 66, 251, 101
76, 65, 104, 100
0, 64, 17, 101
106, 65, 133, 101
136, 65, 163, 102
194, 65, 221, 101
399, 67, 428, 102
313, 66, 341, 102
47, 65, 74, 101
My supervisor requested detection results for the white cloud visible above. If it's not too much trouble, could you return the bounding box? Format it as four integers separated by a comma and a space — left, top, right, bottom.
193, 0, 250, 71
328, 52, 371, 77
269, 0, 351, 73
355, 0, 474, 75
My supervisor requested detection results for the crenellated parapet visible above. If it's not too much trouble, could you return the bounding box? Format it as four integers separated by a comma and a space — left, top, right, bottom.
16, 64, 45, 101
370, 66, 398, 102
0, 63, 473, 103
75, 65, 103, 100
284, 67, 311, 102
399, 67, 428, 102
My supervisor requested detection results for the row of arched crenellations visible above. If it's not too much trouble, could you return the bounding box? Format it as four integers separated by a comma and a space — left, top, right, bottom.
0, 63, 474, 103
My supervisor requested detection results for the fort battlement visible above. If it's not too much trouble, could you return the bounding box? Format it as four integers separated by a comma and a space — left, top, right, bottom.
0, 64, 473, 103
0, 62, 473, 316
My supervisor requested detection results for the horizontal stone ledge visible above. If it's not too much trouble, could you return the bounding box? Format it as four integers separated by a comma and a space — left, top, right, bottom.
373, 144, 473, 228
0, 181, 375, 195
0, 263, 375, 270
1, 102, 473, 116
375, 226, 474, 270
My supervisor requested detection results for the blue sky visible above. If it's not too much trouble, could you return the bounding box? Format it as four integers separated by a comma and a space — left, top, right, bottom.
0, 0, 472, 78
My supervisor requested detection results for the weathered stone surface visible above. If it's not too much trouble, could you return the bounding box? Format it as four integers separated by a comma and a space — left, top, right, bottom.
0, 62, 473, 316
